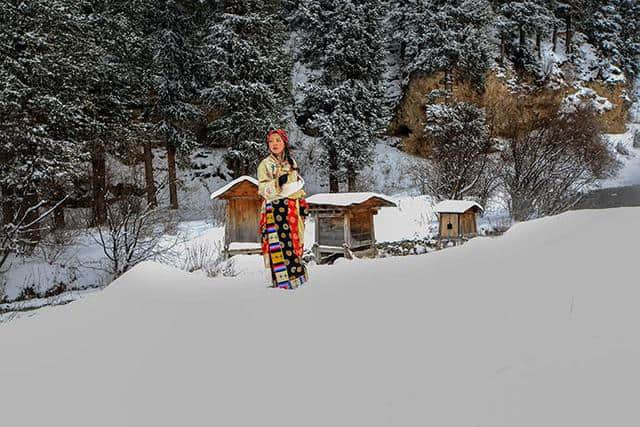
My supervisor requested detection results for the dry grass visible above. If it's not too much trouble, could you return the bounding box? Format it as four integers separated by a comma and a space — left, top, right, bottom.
390, 69, 631, 157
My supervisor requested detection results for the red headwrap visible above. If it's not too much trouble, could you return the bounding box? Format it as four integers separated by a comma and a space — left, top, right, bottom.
266, 129, 289, 147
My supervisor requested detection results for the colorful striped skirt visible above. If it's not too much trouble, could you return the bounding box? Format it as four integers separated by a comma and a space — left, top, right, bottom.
260, 198, 309, 289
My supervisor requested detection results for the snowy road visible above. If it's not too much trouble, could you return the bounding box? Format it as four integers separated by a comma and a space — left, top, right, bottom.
573, 184, 640, 210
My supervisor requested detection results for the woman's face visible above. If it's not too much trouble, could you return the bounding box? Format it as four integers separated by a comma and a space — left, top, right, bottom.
268, 133, 285, 155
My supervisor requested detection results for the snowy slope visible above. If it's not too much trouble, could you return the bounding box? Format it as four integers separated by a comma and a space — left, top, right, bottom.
2, 207, 639, 426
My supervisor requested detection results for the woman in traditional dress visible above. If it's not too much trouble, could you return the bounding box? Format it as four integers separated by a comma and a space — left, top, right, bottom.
258, 129, 310, 289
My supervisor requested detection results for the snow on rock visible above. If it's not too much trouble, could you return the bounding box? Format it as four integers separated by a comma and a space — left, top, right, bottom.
3, 207, 639, 426
561, 87, 614, 114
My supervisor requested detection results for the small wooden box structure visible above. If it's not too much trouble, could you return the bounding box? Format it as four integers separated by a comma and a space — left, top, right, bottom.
306, 192, 396, 264
434, 200, 483, 243
210, 176, 262, 258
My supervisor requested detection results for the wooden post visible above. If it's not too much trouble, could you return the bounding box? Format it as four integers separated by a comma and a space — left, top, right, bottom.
343, 211, 351, 249
370, 210, 377, 256
313, 213, 321, 263
223, 203, 231, 259
312, 243, 320, 263
343, 212, 351, 259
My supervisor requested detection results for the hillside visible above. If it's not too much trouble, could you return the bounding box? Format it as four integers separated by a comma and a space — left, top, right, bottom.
1, 207, 639, 426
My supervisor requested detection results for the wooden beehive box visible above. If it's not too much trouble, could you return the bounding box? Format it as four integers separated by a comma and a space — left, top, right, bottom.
210, 176, 262, 258
434, 200, 483, 241
306, 192, 397, 264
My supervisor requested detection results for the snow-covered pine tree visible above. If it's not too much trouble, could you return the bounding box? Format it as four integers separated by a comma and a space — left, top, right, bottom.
389, 0, 492, 91
201, 0, 292, 178
294, 0, 387, 192
581, 0, 640, 80
495, 1, 555, 78
107, 1, 208, 210
0, 0, 115, 230
423, 102, 492, 201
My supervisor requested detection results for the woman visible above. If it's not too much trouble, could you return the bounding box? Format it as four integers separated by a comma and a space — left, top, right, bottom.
258, 129, 310, 289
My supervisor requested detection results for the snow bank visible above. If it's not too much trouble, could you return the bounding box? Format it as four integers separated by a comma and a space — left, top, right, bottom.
2, 207, 639, 426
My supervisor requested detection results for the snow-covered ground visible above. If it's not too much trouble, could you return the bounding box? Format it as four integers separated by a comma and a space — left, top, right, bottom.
0, 190, 508, 306
0, 219, 215, 304
599, 123, 640, 188
1, 207, 639, 426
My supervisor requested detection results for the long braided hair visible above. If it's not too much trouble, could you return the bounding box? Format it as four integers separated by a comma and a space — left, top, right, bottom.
266, 129, 298, 171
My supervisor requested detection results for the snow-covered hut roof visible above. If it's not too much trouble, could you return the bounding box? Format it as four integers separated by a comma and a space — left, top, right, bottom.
434, 200, 483, 214
210, 176, 259, 200
306, 192, 396, 208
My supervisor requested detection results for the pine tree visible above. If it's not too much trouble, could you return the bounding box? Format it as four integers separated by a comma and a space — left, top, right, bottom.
0, 0, 115, 229
201, 0, 292, 178
295, 0, 387, 191
144, 2, 208, 209
423, 102, 492, 200
389, 0, 492, 91
581, 0, 640, 79
496, 1, 555, 77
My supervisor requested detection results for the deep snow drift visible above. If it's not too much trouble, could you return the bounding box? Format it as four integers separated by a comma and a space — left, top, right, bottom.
1, 207, 639, 426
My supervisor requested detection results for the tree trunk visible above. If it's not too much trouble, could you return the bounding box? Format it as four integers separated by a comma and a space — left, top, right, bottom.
552, 26, 558, 52
143, 142, 157, 207
1, 187, 15, 226
444, 68, 453, 97
519, 25, 525, 50
536, 32, 541, 58
23, 191, 41, 244
328, 147, 339, 193
347, 170, 356, 192
53, 192, 66, 230
167, 142, 178, 209
329, 174, 339, 193
0, 150, 14, 225
500, 36, 505, 64
565, 15, 572, 54
91, 145, 107, 226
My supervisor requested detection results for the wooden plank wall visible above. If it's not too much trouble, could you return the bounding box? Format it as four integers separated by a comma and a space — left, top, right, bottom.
318, 214, 346, 246
228, 198, 261, 243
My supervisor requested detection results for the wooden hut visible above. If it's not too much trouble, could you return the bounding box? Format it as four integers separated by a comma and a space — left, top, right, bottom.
306, 192, 396, 264
210, 176, 262, 258
434, 200, 483, 244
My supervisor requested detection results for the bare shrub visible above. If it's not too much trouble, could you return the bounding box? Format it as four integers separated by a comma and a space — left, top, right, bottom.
209, 199, 227, 227
500, 105, 619, 221
1, 196, 67, 273
182, 239, 236, 278
405, 156, 432, 195
36, 228, 82, 265
91, 191, 179, 278
633, 130, 640, 149
423, 102, 494, 200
